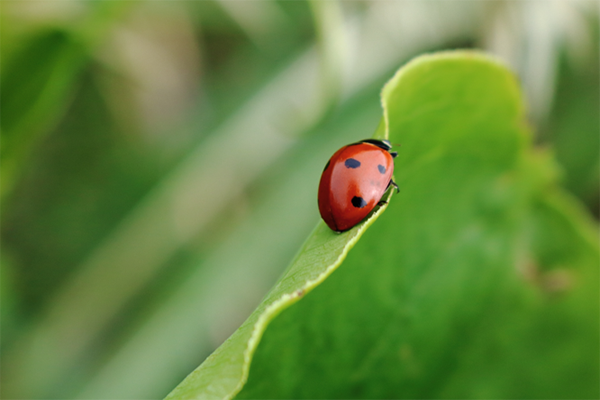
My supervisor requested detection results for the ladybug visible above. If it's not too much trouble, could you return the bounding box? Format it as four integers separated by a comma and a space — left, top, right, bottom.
318, 138, 399, 233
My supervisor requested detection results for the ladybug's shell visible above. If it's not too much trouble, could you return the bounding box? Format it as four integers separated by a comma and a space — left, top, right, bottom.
318, 142, 395, 232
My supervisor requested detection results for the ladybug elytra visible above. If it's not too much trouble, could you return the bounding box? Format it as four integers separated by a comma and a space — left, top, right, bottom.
318, 139, 399, 232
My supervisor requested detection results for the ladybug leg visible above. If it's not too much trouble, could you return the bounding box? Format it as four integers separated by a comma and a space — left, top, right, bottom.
387, 179, 400, 193
377, 200, 388, 206
390, 151, 398, 158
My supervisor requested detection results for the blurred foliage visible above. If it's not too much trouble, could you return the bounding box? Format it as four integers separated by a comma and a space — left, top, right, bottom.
0, 1, 598, 399
543, 24, 599, 216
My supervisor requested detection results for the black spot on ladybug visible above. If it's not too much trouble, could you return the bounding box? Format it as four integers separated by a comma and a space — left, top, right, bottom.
351, 196, 367, 208
323, 159, 330, 172
378, 164, 386, 174
345, 158, 361, 169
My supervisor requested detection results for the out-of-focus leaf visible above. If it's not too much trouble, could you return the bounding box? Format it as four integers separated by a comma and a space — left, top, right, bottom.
1, 29, 84, 135
0, 252, 19, 343
164, 51, 598, 399
1, 68, 160, 311
1, 28, 88, 196
0, 30, 84, 360
546, 49, 599, 212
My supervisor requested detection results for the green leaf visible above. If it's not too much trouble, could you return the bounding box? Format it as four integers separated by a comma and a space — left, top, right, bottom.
547, 48, 599, 208
0, 28, 88, 196
0, 250, 18, 342
166, 51, 599, 399
0, 30, 84, 346
165, 195, 394, 399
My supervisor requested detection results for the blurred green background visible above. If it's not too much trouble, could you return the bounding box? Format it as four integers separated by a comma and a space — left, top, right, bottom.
1, 1, 598, 399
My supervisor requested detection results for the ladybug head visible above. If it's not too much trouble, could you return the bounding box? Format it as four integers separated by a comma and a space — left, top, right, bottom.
358, 139, 392, 151
364, 139, 397, 158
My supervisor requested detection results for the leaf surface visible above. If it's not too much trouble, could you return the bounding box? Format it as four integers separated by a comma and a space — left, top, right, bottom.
167, 51, 599, 399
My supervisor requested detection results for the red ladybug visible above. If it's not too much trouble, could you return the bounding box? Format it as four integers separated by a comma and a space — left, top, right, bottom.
318, 139, 399, 232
